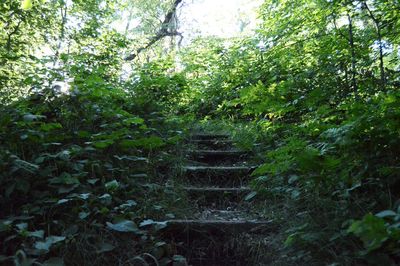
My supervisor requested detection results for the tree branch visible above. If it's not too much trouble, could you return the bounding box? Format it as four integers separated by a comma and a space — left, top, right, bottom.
7, 20, 23, 52
125, 0, 183, 61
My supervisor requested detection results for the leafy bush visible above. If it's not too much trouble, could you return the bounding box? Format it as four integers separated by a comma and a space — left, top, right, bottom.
0, 70, 189, 264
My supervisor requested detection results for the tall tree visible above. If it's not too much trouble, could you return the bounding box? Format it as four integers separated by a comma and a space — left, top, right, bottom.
125, 0, 183, 60
361, 0, 385, 88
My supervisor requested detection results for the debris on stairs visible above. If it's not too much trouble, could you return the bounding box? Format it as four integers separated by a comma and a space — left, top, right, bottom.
161, 131, 274, 265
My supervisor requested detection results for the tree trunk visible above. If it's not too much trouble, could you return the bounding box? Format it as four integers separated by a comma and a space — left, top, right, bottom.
347, 13, 358, 96
363, 1, 386, 89
377, 27, 385, 88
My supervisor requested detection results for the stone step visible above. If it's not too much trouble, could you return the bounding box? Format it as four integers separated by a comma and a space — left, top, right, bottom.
187, 150, 247, 164
162, 217, 276, 266
182, 166, 254, 186
191, 139, 233, 145
183, 186, 251, 207
164, 219, 274, 234
190, 139, 233, 149
183, 186, 251, 193
183, 165, 254, 172
194, 209, 259, 221
189, 150, 246, 156
191, 133, 230, 141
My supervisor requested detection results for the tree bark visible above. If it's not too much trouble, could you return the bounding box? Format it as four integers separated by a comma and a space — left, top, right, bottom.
362, 1, 386, 89
6, 20, 22, 52
347, 13, 358, 96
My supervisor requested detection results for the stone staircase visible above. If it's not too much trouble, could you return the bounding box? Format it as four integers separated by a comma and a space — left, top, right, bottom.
162, 132, 275, 265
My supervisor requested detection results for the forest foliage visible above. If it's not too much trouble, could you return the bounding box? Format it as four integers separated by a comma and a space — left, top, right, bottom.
1, 0, 400, 265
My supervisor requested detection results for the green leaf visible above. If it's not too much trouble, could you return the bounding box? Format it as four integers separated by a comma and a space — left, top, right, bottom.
49, 172, 80, 185
155, 241, 167, 247
78, 211, 90, 219
27, 230, 44, 238
40, 123, 62, 132
23, 113, 44, 121
291, 189, 300, 199
119, 200, 137, 209
139, 219, 167, 229
77, 131, 91, 138
93, 139, 114, 149
376, 210, 397, 219
57, 185, 78, 194
123, 117, 144, 125
16, 222, 28, 231
56, 150, 71, 161
21, 0, 33, 10
284, 232, 299, 247
348, 214, 388, 252
34, 236, 66, 252
0, 220, 13, 232
13, 159, 39, 173
252, 164, 270, 176
57, 199, 71, 204
244, 191, 257, 201
105, 180, 119, 191
119, 140, 137, 148
106, 220, 140, 233
87, 178, 99, 185
288, 175, 299, 184
78, 193, 90, 200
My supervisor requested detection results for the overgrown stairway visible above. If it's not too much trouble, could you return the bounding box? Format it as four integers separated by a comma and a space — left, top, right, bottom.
162, 132, 275, 265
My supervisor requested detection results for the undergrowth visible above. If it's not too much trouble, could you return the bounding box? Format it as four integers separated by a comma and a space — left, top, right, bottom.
0, 81, 192, 265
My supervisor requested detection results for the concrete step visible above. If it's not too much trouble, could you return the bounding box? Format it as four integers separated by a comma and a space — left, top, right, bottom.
194, 209, 260, 221
190, 139, 233, 149
183, 186, 251, 193
164, 219, 274, 234
183, 186, 251, 207
187, 150, 248, 164
182, 166, 254, 186
183, 165, 254, 172
191, 139, 233, 145
162, 218, 276, 266
191, 133, 230, 141
189, 150, 246, 156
